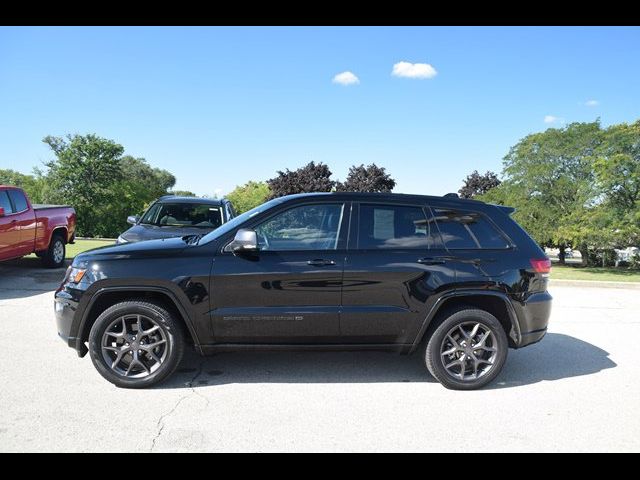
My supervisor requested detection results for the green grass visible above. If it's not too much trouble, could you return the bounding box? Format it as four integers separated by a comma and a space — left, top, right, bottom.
551, 264, 640, 282
26, 238, 115, 260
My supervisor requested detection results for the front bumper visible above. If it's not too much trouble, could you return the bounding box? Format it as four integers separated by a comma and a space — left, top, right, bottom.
512, 291, 552, 347
54, 289, 87, 357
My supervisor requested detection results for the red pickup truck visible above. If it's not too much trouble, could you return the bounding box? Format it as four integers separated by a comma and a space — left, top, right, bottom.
0, 185, 77, 268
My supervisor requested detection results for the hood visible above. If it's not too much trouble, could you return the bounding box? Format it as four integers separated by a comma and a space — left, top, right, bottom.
74, 236, 192, 264
119, 224, 215, 243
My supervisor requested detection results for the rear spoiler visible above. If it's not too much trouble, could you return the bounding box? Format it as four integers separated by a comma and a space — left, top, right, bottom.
495, 205, 516, 215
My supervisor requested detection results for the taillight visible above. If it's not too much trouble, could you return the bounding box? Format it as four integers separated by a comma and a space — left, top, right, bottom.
530, 258, 551, 274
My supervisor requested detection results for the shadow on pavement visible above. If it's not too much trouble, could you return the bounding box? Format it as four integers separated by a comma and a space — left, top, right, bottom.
0, 257, 68, 300
159, 333, 616, 390
490, 332, 617, 389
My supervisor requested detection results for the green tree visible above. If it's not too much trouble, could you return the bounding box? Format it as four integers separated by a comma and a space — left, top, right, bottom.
102, 156, 177, 236
42, 134, 125, 237
226, 181, 271, 214
0, 168, 49, 203
481, 121, 602, 264
169, 190, 197, 197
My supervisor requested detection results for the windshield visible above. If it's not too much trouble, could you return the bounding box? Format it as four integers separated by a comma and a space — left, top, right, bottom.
140, 203, 223, 228
200, 197, 285, 244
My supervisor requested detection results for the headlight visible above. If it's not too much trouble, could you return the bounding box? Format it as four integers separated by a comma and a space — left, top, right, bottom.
66, 267, 86, 284
116, 235, 128, 244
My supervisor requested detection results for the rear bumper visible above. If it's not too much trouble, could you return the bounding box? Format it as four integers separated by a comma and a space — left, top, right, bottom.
512, 291, 552, 348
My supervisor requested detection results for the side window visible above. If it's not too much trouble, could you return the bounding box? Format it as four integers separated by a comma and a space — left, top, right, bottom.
433, 209, 510, 249
255, 203, 344, 251
357, 204, 442, 250
0, 191, 14, 214
7, 190, 28, 213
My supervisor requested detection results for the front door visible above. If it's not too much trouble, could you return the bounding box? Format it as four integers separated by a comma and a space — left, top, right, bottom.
0, 191, 20, 261
209, 202, 348, 344
341, 202, 454, 345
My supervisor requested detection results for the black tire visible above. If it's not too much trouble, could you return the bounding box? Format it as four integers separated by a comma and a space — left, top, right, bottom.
88, 300, 185, 388
42, 233, 66, 268
425, 307, 508, 390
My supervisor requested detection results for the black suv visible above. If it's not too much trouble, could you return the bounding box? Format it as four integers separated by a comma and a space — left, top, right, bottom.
55, 193, 552, 390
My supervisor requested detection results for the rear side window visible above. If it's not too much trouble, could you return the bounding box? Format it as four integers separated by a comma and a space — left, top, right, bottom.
7, 189, 28, 213
433, 208, 510, 249
358, 204, 443, 249
0, 191, 14, 214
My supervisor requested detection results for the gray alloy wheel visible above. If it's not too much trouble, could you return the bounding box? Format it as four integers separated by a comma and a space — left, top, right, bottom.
425, 307, 508, 390
439, 321, 498, 381
101, 314, 169, 378
88, 300, 185, 388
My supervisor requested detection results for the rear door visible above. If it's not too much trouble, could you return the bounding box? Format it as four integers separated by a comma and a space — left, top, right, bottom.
340, 201, 454, 345
431, 207, 514, 282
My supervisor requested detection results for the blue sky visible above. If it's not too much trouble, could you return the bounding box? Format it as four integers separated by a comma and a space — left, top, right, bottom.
1, 26, 639, 197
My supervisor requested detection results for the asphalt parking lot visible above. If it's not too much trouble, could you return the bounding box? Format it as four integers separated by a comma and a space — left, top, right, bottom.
1, 258, 639, 452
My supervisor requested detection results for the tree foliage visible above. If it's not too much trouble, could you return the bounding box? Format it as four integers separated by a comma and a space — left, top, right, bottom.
40, 134, 176, 237
458, 170, 501, 199
226, 181, 271, 214
336, 163, 396, 192
481, 120, 640, 266
267, 161, 335, 199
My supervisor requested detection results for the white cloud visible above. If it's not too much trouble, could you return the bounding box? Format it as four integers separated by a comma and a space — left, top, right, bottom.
391, 61, 437, 79
584, 99, 599, 107
544, 115, 561, 124
332, 71, 360, 86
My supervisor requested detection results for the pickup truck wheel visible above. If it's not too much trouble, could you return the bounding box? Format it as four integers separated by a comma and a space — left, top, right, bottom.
88, 300, 185, 388
425, 308, 508, 390
42, 234, 66, 268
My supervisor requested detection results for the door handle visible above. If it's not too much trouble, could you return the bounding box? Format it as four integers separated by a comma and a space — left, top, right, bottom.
307, 259, 337, 267
417, 257, 445, 265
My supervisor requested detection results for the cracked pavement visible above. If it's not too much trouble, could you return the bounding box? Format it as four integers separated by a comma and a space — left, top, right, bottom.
1, 260, 639, 452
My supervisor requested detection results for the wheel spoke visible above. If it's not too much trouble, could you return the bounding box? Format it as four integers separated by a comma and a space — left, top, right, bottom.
469, 323, 481, 339
143, 339, 166, 350
441, 345, 459, 356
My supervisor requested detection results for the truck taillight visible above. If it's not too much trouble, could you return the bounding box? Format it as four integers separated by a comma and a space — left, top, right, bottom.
530, 258, 551, 274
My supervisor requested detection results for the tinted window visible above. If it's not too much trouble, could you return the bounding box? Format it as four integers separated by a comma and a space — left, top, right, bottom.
0, 191, 13, 214
140, 203, 223, 228
358, 204, 442, 250
7, 189, 28, 212
434, 209, 509, 249
256, 203, 343, 251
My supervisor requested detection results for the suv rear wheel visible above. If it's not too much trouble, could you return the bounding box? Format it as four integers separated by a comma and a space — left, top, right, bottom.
88, 300, 185, 388
425, 308, 508, 390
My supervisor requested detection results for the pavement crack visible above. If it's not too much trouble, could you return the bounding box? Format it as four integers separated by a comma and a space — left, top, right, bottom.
149, 359, 209, 451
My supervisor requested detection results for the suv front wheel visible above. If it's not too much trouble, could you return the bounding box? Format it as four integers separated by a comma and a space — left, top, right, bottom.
425, 308, 508, 390
88, 300, 185, 388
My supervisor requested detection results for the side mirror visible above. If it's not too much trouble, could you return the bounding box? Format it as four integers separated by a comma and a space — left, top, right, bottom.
0, 207, 5, 217
228, 228, 259, 254
127, 215, 140, 225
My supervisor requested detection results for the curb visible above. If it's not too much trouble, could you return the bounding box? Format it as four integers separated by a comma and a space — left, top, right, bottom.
550, 279, 640, 289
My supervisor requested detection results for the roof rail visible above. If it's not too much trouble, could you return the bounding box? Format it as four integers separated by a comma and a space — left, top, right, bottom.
443, 193, 459, 198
